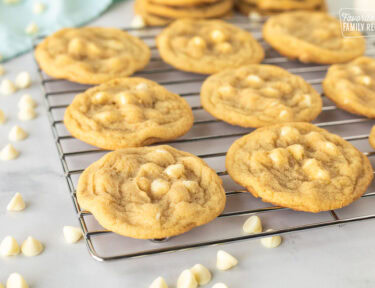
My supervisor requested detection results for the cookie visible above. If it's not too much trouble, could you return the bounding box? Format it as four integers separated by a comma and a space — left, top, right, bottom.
323, 57, 375, 118
243, 0, 323, 10
226, 122, 373, 212
77, 145, 226, 239
140, 0, 233, 19
370, 126, 375, 149
263, 11, 365, 64
148, 0, 220, 7
201, 65, 322, 127
64, 78, 194, 150
35, 27, 150, 84
157, 19, 264, 74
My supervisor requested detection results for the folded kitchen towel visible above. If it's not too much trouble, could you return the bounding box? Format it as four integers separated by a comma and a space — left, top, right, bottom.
0, 0, 115, 62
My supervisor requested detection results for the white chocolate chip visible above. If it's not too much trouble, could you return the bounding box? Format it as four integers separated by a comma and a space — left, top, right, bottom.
190, 264, 211, 285
15, 71, 31, 89
303, 159, 330, 181
287, 144, 304, 160
7, 192, 25, 212
191, 36, 206, 48
1, 79, 16, 95
63, 226, 83, 244
136, 82, 148, 91
131, 15, 146, 29
216, 250, 238, 271
18, 107, 36, 121
215, 42, 232, 54
6, 273, 29, 288
33, 2, 46, 14
350, 65, 363, 75
21, 236, 44, 257
0, 109, 6, 124
0, 144, 19, 161
243, 215, 262, 234
302, 94, 311, 107
359, 75, 372, 86
268, 148, 287, 167
149, 277, 168, 288
210, 29, 226, 43
177, 269, 198, 288
151, 179, 170, 196
212, 283, 229, 288
93, 92, 107, 104
246, 74, 262, 84
218, 84, 235, 98
0, 236, 20, 256
0, 65, 5, 75
117, 92, 134, 105
260, 229, 282, 248
248, 11, 262, 22
279, 110, 290, 119
182, 180, 199, 191
18, 94, 36, 109
9, 125, 28, 142
25, 22, 39, 35
164, 164, 184, 179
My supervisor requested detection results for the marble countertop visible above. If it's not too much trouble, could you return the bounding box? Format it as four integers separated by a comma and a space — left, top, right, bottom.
1, 1, 375, 287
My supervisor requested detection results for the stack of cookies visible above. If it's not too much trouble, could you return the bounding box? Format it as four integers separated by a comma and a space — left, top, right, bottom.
134, 0, 234, 26
235, 0, 326, 16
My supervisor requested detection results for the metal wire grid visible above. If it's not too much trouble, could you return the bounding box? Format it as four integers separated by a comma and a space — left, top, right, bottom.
34, 15, 375, 261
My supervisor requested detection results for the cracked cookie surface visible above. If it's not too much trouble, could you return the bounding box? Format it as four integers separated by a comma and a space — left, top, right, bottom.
77, 145, 226, 239
35, 27, 150, 84
323, 57, 375, 118
201, 65, 322, 127
226, 122, 373, 212
64, 78, 194, 150
263, 11, 365, 64
157, 19, 264, 74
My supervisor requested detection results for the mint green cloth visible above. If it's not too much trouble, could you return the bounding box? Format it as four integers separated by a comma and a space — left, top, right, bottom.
0, 0, 114, 62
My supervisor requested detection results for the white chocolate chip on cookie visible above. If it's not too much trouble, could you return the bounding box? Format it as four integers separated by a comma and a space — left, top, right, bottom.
7, 192, 26, 212
177, 269, 198, 288
303, 159, 330, 181
210, 29, 226, 43
136, 82, 148, 91
260, 229, 282, 248
164, 164, 184, 179
356, 75, 372, 86
1, 79, 16, 95
216, 250, 238, 271
190, 264, 211, 285
15, 71, 32, 89
151, 179, 170, 197
218, 84, 235, 98
9, 125, 28, 142
243, 215, 262, 234
21, 236, 44, 257
6, 273, 29, 288
215, 42, 232, 54
0, 236, 20, 256
63, 226, 83, 244
0, 144, 19, 160
149, 277, 168, 288
287, 144, 304, 160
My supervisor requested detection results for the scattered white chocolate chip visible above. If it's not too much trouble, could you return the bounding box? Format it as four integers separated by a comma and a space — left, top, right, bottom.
0, 109, 6, 124
350, 65, 363, 75
9, 125, 28, 142
260, 229, 282, 248
136, 82, 148, 91
190, 264, 211, 286
248, 11, 262, 22
25, 22, 39, 35
21, 236, 44, 257
131, 15, 146, 29
63, 226, 83, 244
246, 74, 262, 84
7, 192, 26, 212
6, 273, 29, 288
210, 29, 226, 43
18, 94, 36, 109
0, 144, 19, 161
18, 107, 36, 121
216, 250, 238, 271
149, 276, 168, 288
212, 283, 229, 288
243, 215, 262, 234
151, 179, 170, 196
164, 164, 184, 179
33, 2, 46, 14
1, 79, 16, 95
215, 42, 232, 54
0, 65, 4, 76
191, 36, 206, 48
0, 236, 20, 256
15, 71, 32, 89
177, 269, 198, 288
359, 75, 372, 86
218, 84, 235, 98
302, 94, 312, 107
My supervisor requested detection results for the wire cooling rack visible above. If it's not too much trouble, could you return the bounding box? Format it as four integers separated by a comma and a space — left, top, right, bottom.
34, 15, 375, 261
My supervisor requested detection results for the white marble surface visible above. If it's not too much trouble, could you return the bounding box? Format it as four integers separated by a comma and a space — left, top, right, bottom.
1, 1, 375, 287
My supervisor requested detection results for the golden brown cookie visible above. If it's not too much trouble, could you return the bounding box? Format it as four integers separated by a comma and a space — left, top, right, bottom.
35, 27, 150, 85
323, 57, 375, 118
157, 19, 264, 74
64, 78, 194, 150
140, 0, 233, 19
226, 122, 373, 212
201, 65, 322, 127
149, 0, 220, 7
243, 0, 323, 10
263, 11, 365, 64
370, 126, 375, 149
77, 145, 226, 239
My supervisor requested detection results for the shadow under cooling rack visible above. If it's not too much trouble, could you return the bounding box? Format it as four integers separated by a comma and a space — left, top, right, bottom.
34, 14, 375, 261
